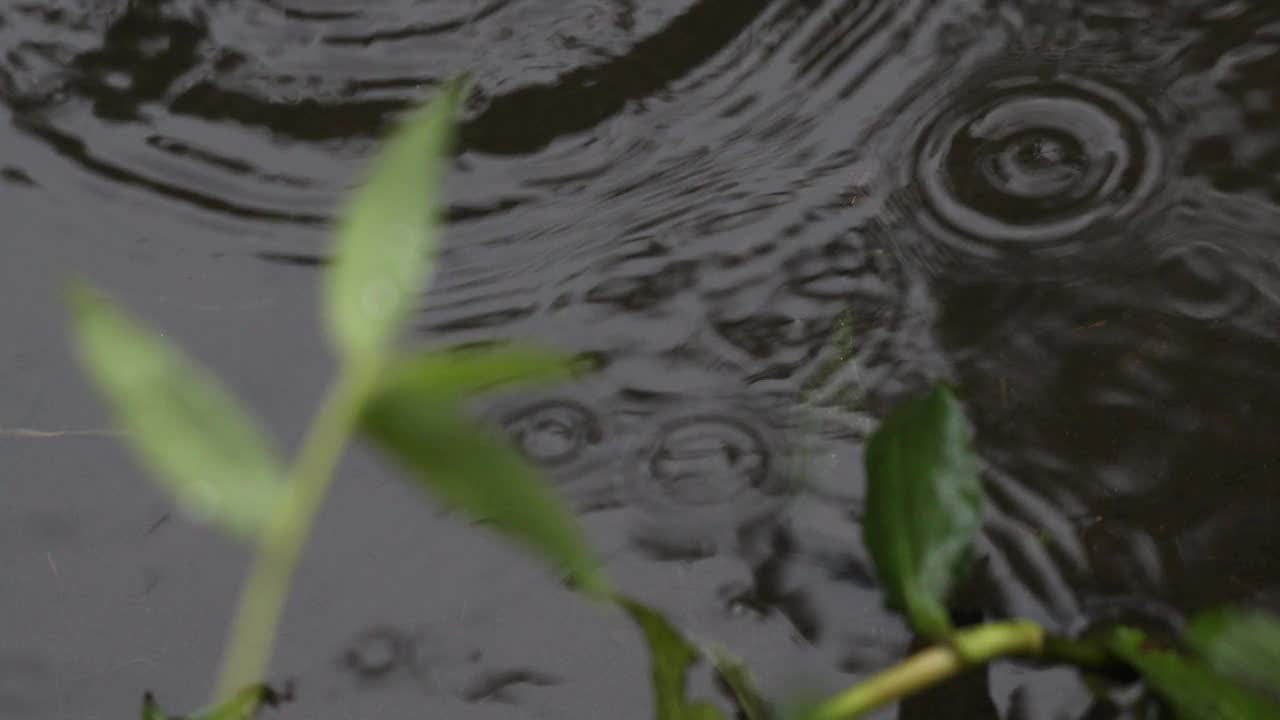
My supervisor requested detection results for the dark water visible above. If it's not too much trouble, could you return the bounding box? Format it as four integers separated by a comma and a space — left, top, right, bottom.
3, 1, 1279, 718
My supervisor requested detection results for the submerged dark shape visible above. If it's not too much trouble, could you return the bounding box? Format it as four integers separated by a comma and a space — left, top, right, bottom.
458, 0, 771, 154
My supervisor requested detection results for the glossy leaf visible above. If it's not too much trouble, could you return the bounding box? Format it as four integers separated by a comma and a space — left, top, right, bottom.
380, 344, 596, 400
1107, 627, 1280, 720
325, 77, 466, 364
1185, 610, 1280, 699
67, 284, 283, 541
359, 377, 610, 598
862, 383, 981, 638
620, 598, 726, 720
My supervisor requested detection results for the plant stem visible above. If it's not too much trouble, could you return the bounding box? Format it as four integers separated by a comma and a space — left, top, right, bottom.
214, 362, 378, 700
806, 620, 1045, 720
1042, 633, 1117, 671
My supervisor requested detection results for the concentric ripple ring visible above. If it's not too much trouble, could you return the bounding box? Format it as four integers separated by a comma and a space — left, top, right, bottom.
913, 72, 1166, 258
478, 394, 622, 513
496, 398, 604, 469
622, 399, 796, 555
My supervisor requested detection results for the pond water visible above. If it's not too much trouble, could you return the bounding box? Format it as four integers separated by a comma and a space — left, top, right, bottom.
3, 1, 1279, 718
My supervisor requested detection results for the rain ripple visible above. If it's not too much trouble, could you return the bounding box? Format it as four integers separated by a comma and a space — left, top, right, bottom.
0, 0, 717, 250
878, 52, 1181, 272
472, 379, 803, 562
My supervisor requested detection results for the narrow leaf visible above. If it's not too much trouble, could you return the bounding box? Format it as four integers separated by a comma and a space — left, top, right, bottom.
1107, 627, 1280, 720
712, 650, 770, 720
380, 344, 596, 400
1185, 609, 1280, 700
325, 77, 466, 364
359, 378, 610, 598
862, 383, 981, 638
67, 284, 283, 541
619, 598, 715, 720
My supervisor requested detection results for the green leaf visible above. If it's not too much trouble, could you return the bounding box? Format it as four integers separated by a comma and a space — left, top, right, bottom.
67, 284, 283, 541
380, 344, 596, 400
142, 693, 168, 720
324, 77, 466, 364
711, 649, 770, 720
195, 685, 283, 720
619, 598, 722, 720
862, 383, 981, 638
141, 685, 285, 720
1185, 610, 1280, 700
358, 376, 610, 598
687, 702, 731, 720
1107, 627, 1280, 720
771, 687, 829, 720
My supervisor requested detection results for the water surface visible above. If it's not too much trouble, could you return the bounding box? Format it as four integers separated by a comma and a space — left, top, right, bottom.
3, 1, 1279, 718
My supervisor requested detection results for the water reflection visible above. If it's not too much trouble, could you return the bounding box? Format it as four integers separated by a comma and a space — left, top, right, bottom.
499, 398, 604, 469
912, 71, 1167, 258
937, 270, 1280, 618
623, 395, 796, 558
339, 623, 556, 702
5, 0, 1280, 718
477, 387, 800, 560
0, 654, 51, 718
870, 45, 1183, 278
480, 388, 622, 513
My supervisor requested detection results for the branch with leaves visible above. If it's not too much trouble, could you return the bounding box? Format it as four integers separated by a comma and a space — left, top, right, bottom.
66, 80, 1280, 720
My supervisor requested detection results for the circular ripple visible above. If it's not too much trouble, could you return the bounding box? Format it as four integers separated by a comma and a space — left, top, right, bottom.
1153, 240, 1258, 323
341, 627, 407, 681
623, 398, 796, 557
913, 72, 1166, 259
497, 399, 604, 469
478, 391, 621, 513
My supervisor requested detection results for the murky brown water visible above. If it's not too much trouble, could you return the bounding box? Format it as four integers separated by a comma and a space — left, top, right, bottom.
3, 1, 1279, 718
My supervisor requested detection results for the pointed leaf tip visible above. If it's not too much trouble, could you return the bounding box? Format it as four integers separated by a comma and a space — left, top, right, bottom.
324, 77, 468, 364
619, 598, 709, 720
66, 284, 284, 541
358, 375, 611, 599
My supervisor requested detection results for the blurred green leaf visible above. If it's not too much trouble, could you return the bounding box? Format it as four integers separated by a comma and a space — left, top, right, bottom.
325, 77, 466, 364
620, 598, 726, 720
359, 375, 610, 598
1185, 609, 1280, 700
380, 344, 595, 400
66, 284, 283, 541
862, 383, 981, 638
712, 649, 769, 720
142, 693, 168, 720
687, 702, 730, 720
141, 685, 284, 720
771, 687, 829, 720
1107, 627, 1280, 720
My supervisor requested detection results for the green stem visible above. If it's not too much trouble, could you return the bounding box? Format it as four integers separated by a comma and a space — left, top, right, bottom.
806, 621, 1045, 720
1042, 633, 1116, 671
214, 362, 378, 699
